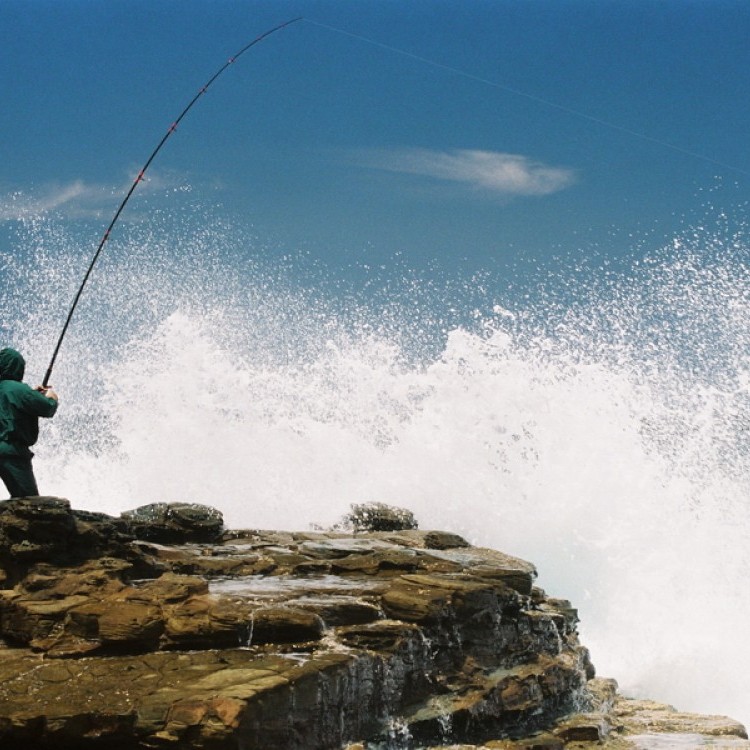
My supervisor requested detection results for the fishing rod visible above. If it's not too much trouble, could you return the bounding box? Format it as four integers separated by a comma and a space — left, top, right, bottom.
42, 16, 303, 387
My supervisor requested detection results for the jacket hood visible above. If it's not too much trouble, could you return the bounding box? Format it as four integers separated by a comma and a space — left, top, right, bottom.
0, 348, 26, 381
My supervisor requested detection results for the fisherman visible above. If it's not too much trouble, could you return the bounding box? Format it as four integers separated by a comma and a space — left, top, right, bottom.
0, 348, 58, 498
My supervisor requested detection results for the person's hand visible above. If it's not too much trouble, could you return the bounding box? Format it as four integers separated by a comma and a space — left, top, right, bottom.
36, 386, 58, 401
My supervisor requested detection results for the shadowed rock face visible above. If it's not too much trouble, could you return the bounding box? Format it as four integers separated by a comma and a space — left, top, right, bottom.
120, 502, 225, 545
0, 498, 224, 587
341, 502, 419, 533
0, 498, 745, 750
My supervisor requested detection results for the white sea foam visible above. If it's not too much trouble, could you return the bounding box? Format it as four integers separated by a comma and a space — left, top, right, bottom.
2, 204, 750, 725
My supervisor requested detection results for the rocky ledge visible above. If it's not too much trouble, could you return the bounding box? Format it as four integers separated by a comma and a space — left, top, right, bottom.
0, 497, 745, 750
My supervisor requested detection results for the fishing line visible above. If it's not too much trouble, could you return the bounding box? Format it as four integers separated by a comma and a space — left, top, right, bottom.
42, 17, 303, 387
304, 18, 750, 179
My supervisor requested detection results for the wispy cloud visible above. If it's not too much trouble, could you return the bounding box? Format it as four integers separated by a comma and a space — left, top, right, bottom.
0, 181, 92, 221
355, 147, 576, 196
0, 171, 190, 222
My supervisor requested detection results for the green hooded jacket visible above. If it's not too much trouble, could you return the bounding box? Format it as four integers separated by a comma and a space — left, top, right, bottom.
0, 348, 58, 458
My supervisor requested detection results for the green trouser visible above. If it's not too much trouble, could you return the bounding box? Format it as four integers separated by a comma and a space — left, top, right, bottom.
0, 455, 39, 498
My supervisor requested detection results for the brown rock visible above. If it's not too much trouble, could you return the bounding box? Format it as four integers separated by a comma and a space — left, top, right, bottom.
380, 577, 454, 623
342, 502, 418, 532
67, 597, 164, 647
121, 502, 224, 544
0, 503, 743, 750
139, 572, 209, 602
331, 549, 420, 575
251, 607, 325, 645
0, 592, 89, 644
423, 530, 470, 549
287, 595, 382, 626
614, 697, 748, 739
162, 595, 256, 649
337, 619, 422, 652
553, 712, 611, 742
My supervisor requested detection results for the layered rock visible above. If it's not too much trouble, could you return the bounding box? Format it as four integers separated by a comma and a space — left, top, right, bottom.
0, 497, 745, 750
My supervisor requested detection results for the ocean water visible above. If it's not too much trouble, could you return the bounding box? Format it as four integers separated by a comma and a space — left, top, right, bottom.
2, 201, 749, 726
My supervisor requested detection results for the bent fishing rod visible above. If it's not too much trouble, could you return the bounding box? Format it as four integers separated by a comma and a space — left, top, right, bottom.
42, 16, 303, 387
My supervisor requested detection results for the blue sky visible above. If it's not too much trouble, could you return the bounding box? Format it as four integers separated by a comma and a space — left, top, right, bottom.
2, 0, 749, 281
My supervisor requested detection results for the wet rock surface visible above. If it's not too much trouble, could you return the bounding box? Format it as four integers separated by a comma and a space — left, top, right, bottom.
0, 498, 745, 749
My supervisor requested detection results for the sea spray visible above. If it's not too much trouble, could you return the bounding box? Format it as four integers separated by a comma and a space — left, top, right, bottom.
2, 202, 750, 726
